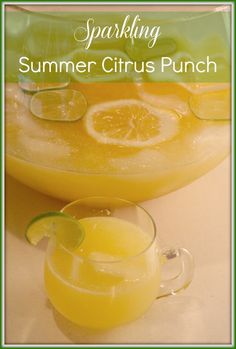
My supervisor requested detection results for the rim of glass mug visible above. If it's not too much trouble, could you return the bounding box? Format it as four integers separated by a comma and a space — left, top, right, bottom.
59, 196, 158, 264
56, 196, 195, 298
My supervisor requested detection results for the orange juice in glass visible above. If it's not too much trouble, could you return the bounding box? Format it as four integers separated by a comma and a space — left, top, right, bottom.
42, 197, 194, 329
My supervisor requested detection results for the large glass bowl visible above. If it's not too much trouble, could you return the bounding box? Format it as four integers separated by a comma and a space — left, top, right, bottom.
5, 5, 230, 201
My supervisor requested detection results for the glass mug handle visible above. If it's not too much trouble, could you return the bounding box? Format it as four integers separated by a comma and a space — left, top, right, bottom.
158, 247, 194, 298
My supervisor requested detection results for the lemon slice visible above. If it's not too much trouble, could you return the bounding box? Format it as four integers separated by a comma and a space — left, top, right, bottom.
189, 89, 230, 120
30, 89, 87, 121
25, 211, 85, 250
85, 99, 179, 147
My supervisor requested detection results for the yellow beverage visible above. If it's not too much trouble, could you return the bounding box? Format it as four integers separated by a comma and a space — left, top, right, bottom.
44, 216, 160, 329
6, 81, 230, 201
6, 8, 230, 201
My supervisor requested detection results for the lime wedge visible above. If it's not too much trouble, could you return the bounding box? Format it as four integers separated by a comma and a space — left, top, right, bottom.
25, 211, 85, 250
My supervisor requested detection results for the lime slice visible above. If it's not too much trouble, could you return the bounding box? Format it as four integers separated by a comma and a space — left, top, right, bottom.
18, 73, 70, 93
25, 211, 85, 250
30, 89, 87, 122
189, 89, 230, 120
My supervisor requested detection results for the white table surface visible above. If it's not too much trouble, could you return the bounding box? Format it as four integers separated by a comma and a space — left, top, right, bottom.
5, 157, 231, 345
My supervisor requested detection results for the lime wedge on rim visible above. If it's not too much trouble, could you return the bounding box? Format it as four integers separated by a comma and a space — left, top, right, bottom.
25, 211, 85, 250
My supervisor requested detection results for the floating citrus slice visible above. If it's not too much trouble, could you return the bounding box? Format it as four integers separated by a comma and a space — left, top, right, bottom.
19, 81, 70, 93
30, 89, 87, 121
85, 99, 179, 147
19, 74, 70, 93
17, 58, 70, 92
189, 89, 230, 120
25, 211, 85, 250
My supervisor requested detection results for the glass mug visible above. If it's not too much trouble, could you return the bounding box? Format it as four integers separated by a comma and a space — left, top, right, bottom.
44, 197, 194, 329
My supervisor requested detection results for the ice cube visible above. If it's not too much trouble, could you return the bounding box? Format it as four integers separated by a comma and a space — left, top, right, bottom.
140, 91, 190, 116
109, 149, 168, 174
